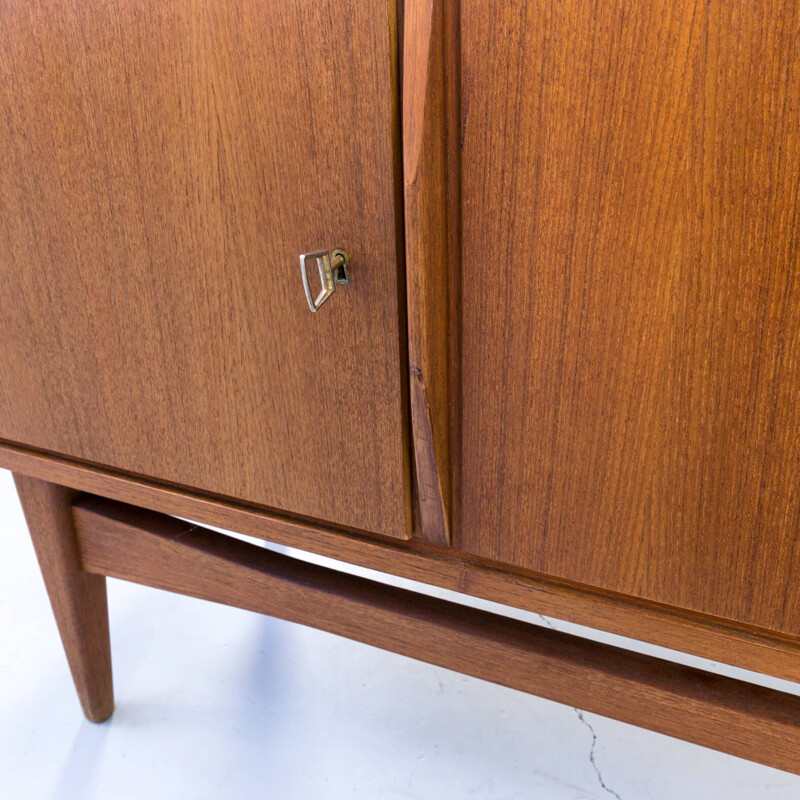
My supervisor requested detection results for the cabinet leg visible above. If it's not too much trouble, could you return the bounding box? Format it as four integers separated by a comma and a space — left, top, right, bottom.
13, 474, 114, 722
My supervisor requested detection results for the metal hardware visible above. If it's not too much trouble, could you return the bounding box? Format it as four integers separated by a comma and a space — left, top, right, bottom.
299, 248, 350, 312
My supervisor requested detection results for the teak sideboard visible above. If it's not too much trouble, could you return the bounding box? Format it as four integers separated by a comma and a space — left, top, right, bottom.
2, 0, 799, 774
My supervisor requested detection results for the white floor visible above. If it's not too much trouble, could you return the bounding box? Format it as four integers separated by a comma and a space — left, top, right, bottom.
1, 469, 799, 799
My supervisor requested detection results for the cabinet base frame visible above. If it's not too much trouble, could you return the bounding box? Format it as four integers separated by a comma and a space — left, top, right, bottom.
26, 489, 797, 774
4, 442, 800, 685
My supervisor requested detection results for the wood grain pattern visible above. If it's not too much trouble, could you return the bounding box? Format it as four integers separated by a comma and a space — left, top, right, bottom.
73, 494, 800, 774
459, 0, 800, 632
403, 0, 455, 544
13, 474, 113, 722
4, 443, 800, 683
0, 0, 410, 538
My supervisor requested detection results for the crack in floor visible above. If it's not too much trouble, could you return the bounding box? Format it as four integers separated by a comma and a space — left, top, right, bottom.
534, 614, 623, 799
575, 709, 623, 800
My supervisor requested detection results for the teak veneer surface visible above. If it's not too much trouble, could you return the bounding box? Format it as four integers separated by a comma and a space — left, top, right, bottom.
3, 0, 800, 772
0, 0, 410, 539
459, 0, 800, 633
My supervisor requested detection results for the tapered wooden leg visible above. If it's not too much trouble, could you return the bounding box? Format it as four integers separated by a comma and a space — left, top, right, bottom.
13, 473, 114, 722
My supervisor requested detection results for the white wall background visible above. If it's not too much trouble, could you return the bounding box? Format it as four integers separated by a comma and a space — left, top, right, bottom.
1, 467, 798, 799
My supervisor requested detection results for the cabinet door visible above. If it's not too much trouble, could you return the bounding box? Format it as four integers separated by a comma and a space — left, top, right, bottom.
0, 1, 409, 538
459, 0, 800, 630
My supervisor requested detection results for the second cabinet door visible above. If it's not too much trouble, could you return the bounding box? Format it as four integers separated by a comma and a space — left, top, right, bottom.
458, 0, 800, 632
0, 0, 410, 538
